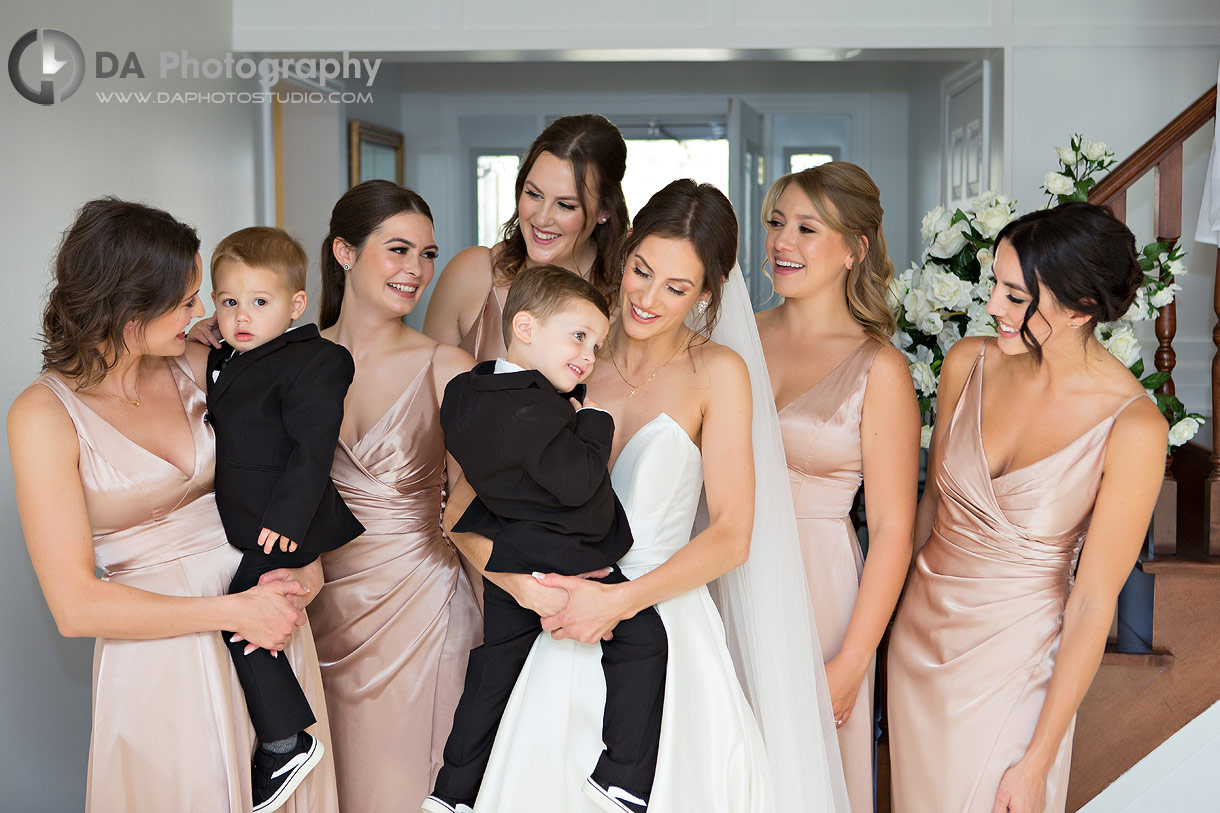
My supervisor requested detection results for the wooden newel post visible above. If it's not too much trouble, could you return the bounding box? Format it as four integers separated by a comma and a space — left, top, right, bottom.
1149, 150, 1182, 556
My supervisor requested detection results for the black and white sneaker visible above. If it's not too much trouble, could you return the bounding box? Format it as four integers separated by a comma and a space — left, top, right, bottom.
421, 794, 475, 813
582, 776, 648, 813
251, 732, 323, 812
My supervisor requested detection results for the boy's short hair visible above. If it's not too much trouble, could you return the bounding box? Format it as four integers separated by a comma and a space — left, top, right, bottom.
210, 226, 307, 292
501, 264, 611, 347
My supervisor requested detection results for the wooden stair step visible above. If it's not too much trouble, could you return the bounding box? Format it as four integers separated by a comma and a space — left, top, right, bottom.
1101, 648, 1174, 668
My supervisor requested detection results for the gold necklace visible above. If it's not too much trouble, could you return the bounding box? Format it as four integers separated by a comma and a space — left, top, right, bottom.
609, 341, 685, 398
98, 377, 142, 407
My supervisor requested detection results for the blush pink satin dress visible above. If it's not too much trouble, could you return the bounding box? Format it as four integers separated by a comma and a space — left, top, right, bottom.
886, 341, 1145, 813
37, 359, 338, 813
778, 337, 883, 813
457, 282, 508, 363
307, 344, 481, 813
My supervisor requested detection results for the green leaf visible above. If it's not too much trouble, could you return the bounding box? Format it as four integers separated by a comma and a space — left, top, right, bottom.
1140, 371, 1171, 390
1068, 187, 1089, 203
1130, 358, 1145, 379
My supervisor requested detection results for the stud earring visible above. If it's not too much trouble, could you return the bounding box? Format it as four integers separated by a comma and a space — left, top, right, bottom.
342, 263, 351, 271
598, 217, 608, 224
1069, 322, 1081, 329
697, 300, 709, 314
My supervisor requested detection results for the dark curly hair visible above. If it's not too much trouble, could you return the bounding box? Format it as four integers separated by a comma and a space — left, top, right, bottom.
41, 197, 201, 386
995, 202, 1142, 364
493, 114, 628, 297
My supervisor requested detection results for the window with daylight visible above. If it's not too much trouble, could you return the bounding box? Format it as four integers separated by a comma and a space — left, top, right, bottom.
476, 154, 521, 248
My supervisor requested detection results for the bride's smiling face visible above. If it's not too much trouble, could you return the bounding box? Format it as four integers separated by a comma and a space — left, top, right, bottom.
618, 236, 709, 341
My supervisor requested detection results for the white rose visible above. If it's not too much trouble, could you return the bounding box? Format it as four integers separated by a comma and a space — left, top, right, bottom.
976, 247, 995, 272
920, 206, 951, 244
937, 321, 962, 354
924, 269, 970, 310
1149, 283, 1182, 308
916, 310, 944, 335
964, 301, 997, 337
1056, 145, 1078, 166
1166, 258, 1187, 277
929, 220, 969, 260
973, 206, 1013, 240
995, 194, 1014, 209
910, 360, 937, 396
893, 330, 913, 350
1082, 140, 1110, 161
920, 424, 934, 449
1044, 172, 1076, 197
889, 265, 915, 306
972, 270, 995, 301
1123, 289, 1152, 322
1101, 324, 1142, 368
902, 288, 935, 331
1167, 416, 1202, 447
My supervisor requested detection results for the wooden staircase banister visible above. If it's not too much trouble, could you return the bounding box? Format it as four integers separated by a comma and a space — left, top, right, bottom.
1091, 84, 1217, 209
1087, 83, 1217, 558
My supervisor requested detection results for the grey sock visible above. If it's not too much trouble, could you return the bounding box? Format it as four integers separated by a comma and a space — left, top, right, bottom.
260, 734, 299, 754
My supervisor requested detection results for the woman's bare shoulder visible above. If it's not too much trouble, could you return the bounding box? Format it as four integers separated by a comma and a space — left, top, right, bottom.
8, 379, 74, 440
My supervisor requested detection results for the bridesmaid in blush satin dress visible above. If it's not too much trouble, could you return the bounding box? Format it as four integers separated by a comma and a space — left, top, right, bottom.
887, 204, 1168, 813
305, 182, 482, 813
423, 114, 628, 361
10, 199, 336, 813
759, 163, 920, 812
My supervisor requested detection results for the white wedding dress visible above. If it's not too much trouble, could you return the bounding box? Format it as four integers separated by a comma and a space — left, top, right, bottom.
473, 412, 771, 812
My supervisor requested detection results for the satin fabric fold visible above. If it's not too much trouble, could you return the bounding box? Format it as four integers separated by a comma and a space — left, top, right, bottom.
887, 342, 1142, 813
37, 358, 338, 813
308, 344, 481, 813
457, 282, 508, 363
779, 337, 882, 812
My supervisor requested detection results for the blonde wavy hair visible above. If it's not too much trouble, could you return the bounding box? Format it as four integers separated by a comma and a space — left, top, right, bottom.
762, 162, 896, 344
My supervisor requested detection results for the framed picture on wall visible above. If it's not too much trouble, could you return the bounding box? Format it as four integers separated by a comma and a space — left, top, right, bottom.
349, 120, 404, 187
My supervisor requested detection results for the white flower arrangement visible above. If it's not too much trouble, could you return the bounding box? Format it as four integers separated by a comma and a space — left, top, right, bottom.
897, 134, 1203, 451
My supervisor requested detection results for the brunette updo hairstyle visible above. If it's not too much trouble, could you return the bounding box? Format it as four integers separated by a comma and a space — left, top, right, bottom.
762, 162, 896, 343
493, 114, 628, 296
994, 201, 1141, 364
41, 197, 201, 386
618, 179, 738, 336
320, 180, 434, 329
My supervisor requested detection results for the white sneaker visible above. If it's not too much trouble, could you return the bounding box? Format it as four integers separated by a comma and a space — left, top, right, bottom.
421, 794, 475, 813
582, 776, 648, 813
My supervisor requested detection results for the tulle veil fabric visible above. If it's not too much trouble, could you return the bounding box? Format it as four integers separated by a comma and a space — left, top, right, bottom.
701, 266, 851, 812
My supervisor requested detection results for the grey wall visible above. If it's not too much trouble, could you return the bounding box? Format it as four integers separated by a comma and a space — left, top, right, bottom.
1, 3, 260, 809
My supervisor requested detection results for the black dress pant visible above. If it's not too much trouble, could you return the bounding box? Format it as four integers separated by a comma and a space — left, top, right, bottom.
434, 569, 668, 803
224, 548, 318, 744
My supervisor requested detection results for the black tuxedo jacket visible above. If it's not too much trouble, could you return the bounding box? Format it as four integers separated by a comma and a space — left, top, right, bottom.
206, 324, 364, 554
440, 360, 632, 575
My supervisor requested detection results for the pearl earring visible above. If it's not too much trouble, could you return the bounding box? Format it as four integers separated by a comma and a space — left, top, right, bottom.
598, 217, 608, 224
342, 263, 351, 271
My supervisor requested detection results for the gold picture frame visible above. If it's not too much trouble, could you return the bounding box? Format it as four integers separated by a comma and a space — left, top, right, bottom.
349, 120, 404, 188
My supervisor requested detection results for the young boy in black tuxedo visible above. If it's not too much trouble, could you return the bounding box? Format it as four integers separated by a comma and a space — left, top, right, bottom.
424, 265, 667, 813
191, 227, 364, 812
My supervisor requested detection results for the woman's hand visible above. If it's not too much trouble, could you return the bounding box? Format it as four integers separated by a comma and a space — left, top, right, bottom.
537, 573, 628, 644
188, 314, 222, 348
229, 579, 308, 654
991, 757, 1049, 813
824, 653, 865, 727
258, 559, 323, 610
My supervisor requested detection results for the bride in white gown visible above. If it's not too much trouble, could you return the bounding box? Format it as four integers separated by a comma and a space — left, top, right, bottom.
443, 180, 850, 813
